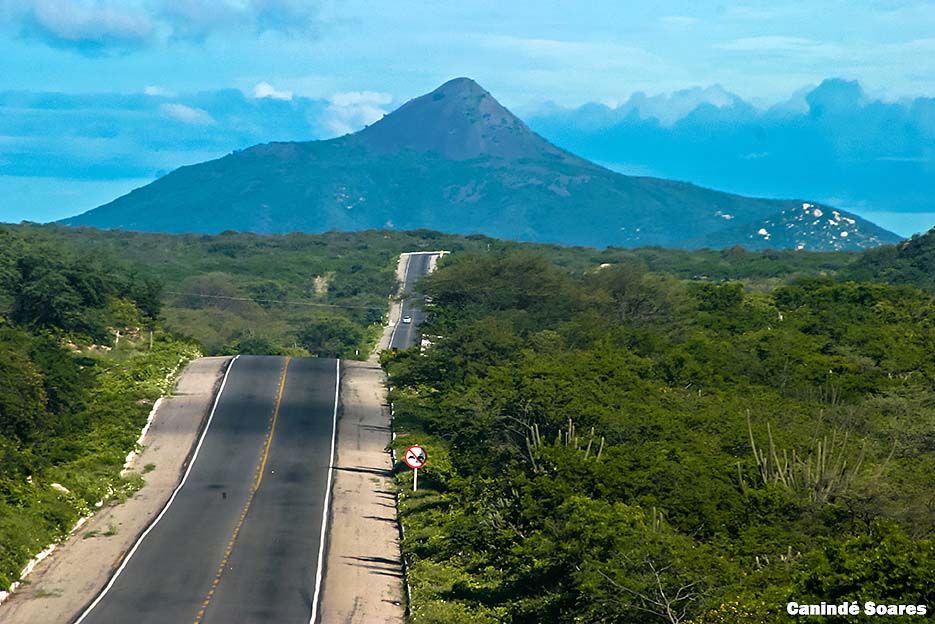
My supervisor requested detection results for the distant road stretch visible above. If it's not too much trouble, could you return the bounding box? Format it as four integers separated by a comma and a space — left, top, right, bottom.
390, 251, 442, 350
75, 355, 338, 624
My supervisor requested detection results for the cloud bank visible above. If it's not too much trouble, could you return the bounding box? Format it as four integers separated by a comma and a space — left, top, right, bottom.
2, 0, 320, 53
160, 102, 215, 125
323, 91, 392, 136
6, 0, 155, 53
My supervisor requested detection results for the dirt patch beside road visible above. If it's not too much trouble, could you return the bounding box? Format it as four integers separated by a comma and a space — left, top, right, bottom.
319, 360, 405, 623
0, 357, 231, 624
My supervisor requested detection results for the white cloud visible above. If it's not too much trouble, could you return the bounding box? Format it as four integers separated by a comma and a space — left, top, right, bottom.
474, 35, 668, 83
160, 102, 215, 125
322, 91, 392, 137
9, 0, 154, 53
482, 35, 660, 65
153, 0, 244, 40
721, 6, 804, 21
144, 84, 175, 97
154, 0, 319, 40
2, 0, 320, 52
621, 85, 743, 126
329, 91, 392, 107
250, 0, 319, 34
254, 81, 293, 101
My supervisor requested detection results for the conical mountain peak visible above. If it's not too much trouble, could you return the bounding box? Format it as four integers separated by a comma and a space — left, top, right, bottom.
432, 76, 485, 96
354, 77, 566, 160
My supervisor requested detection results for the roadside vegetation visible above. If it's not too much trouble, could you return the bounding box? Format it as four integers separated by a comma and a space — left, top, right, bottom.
0, 228, 200, 590
384, 247, 935, 623
4, 223, 866, 360
2, 220, 931, 608
4, 225, 465, 357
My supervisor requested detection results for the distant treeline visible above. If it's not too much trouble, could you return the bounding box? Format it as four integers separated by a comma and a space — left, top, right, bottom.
385, 249, 935, 623
3, 222, 896, 360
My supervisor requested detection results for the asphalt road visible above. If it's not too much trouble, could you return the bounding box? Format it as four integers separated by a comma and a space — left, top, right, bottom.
75, 355, 338, 624
390, 252, 437, 350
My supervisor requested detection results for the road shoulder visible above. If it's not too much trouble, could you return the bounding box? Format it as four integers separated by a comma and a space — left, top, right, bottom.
319, 361, 405, 622
0, 356, 231, 624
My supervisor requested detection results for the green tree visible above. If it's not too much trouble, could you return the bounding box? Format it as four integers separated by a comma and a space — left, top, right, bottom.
297, 317, 363, 358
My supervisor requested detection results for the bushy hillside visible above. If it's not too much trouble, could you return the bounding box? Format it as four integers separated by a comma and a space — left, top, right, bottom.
6, 225, 432, 357
385, 252, 935, 623
9, 224, 867, 357
0, 228, 200, 590
843, 227, 935, 291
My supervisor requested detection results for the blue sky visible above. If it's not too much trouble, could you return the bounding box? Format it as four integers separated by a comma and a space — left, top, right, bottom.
3, 0, 935, 235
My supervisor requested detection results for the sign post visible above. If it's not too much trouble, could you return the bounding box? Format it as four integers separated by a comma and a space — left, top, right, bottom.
404, 445, 428, 491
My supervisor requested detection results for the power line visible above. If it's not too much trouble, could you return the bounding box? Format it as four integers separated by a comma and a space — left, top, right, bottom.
164, 291, 387, 311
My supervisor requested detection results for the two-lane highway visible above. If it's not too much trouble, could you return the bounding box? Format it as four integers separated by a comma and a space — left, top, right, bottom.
74, 250, 443, 623
75, 355, 338, 624
202, 357, 337, 623
390, 252, 441, 350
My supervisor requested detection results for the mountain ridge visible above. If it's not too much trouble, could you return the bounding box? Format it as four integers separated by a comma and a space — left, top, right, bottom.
62, 78, 901, 251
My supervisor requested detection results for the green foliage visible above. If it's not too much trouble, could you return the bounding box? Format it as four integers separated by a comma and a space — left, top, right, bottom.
297, 317, 364, 358
843, 227, 935, 292
0, 222, 930, 611
0, 335, 199, 589
219, 334, 284, 356
790, 522, 935, 606
385, 250, 935, 622
0, 223, 868, 357
0, 232, 201, 590
1, 224, 411, 356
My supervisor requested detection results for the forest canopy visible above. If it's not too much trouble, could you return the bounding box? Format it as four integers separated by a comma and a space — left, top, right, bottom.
3, 222, 935, 614
385, 249, 935, 623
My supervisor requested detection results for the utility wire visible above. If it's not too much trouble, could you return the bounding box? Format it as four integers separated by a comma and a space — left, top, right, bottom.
163, 291, 386, 311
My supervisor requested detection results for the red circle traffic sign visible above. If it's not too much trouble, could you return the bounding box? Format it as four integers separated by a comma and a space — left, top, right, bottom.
404, 445, 427, 469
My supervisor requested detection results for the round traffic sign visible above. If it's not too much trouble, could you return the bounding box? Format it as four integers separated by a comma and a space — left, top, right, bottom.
404, 445, 427, 469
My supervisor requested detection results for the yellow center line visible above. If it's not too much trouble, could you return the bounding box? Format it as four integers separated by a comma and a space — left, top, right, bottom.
193, 356, 291, 624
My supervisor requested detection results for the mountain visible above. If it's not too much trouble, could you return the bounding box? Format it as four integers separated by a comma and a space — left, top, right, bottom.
62, 78, 901, 250
525, 79, 935, 229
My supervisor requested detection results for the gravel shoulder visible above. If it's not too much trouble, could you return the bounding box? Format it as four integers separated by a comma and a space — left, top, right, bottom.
0, 356, 231, 624
319, 255, 408, 623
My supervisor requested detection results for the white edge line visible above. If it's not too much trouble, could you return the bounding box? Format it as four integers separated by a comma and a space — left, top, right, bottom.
309, 358, 340, 624
74, 355, 241, 624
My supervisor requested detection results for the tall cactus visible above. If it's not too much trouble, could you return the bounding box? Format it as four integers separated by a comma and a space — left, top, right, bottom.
741, 410, 875, 504
524, 417, 605, 472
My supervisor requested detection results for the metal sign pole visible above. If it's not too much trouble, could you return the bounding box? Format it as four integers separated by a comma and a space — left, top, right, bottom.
413, 467, 418, 492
